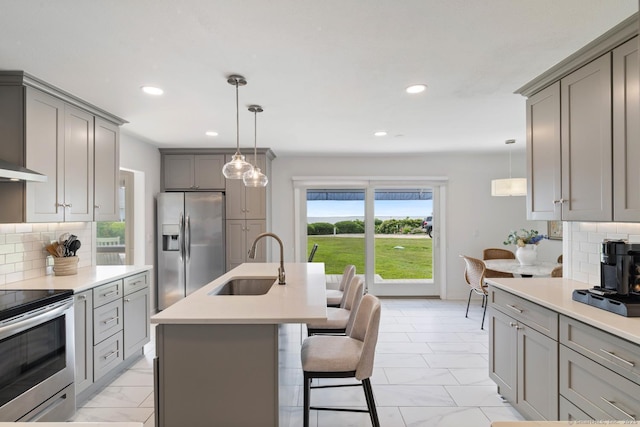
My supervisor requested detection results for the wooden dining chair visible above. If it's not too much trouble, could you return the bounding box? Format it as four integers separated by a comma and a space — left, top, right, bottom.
461, 255, 488, 329
483, 248, 515, 279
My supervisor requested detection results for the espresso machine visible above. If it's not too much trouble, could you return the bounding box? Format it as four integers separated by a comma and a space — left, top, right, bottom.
572, 240, 640, 316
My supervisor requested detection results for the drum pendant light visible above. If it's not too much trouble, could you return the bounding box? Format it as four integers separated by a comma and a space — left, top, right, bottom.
491, 139, 527, 196
222, 75, 253, 179
243, 105, 269, 187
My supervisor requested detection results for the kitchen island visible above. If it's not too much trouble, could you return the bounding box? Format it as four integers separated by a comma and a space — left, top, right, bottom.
151, 262, 327, 427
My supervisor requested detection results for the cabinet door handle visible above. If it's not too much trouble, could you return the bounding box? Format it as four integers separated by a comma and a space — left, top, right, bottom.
77, 294, 86, 300
102, 316, 119, 325
509, 322, 521, 330
103, 350, 119, 360
124, 298, 131, 302
64, 203, 72, 208
94, 204, 101, 209
56, 203, 65, 207
506, 304, 523, 314
599, 349, 635, 367
600, 397, 635, 420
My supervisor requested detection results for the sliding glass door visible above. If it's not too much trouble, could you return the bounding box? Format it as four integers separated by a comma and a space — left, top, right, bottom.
304, 185, 439, 295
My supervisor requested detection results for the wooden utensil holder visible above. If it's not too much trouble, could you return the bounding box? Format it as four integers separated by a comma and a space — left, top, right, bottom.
53, 256, 78, 276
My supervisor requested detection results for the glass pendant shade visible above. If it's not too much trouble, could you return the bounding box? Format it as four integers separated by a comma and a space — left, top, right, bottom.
222, 153, 253, 179
243, 166, 268, 187
222, 74, 251, 179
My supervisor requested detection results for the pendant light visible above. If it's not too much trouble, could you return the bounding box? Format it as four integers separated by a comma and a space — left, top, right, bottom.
243, 105, 269, 187
491, 139, 527, 197
222, 75, 253, 179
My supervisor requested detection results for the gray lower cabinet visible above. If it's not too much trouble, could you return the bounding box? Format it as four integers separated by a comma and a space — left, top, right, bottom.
488, 286, 559, 420
73, 271, 151, 400
560, 396, 593, 421
73, 290, 93, 395
123, 279, 151, 359
559, 315, 640, 421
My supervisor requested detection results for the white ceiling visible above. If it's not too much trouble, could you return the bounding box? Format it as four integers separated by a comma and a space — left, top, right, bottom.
1, 0, 636, 157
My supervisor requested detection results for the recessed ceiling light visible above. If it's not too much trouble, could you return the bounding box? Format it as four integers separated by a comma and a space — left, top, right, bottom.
374, 131, 387, 137
141, 86, 164, 96
205, 131, 219, 137
406, 84, 427, 94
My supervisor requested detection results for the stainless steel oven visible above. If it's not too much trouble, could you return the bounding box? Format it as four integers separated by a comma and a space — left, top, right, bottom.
0, 289, 75, 421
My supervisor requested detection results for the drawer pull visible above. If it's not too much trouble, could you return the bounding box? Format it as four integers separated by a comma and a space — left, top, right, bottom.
599, 349, 636, 367
124, 298, 131, 302
506, 304, 523, 314
102, 316, 119, 325
600, 397, 635, 420
101, 290, 117, 298
103, 350, 119, 361
129, 280, 142, 287
77, 295, 86, 300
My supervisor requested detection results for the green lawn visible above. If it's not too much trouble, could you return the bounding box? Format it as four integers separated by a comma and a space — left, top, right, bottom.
307, 236, 432, 279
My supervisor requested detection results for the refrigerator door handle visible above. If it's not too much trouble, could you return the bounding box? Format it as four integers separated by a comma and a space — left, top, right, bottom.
179, 213, 185, 261
185, 214, 191, 262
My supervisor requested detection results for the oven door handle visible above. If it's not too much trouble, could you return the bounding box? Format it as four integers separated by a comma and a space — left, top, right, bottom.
0, 298, 73, 341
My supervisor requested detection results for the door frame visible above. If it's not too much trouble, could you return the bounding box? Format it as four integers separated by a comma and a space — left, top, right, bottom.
292, 176, 448, 297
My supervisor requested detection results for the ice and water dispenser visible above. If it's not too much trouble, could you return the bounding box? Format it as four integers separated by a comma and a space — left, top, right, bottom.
162, 224, 181, 252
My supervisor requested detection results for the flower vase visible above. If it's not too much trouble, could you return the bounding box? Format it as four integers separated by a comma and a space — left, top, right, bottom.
516, 244, 537, 266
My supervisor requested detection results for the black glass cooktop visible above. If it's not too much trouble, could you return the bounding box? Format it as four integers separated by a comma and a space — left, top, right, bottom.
0, 289, 73, 322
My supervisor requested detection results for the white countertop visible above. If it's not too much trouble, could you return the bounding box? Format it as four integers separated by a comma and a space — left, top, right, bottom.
0, 265, 152, 293
151, 262, 328, 324
485, 277, 640, 345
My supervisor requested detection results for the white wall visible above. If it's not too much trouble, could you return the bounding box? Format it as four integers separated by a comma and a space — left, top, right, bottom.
269, 151, 561, 300
120, 131, 161, 311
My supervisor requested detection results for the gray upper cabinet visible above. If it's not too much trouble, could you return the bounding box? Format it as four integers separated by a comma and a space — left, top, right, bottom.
518, 17, 638, 222
526, 82, 561, 221
560, 54, 612, 222
94, 118, 120, 222
613, 37, 640, 222
163, 154, 225, 191
0, 71, 125, 223
225, 154, 267, 220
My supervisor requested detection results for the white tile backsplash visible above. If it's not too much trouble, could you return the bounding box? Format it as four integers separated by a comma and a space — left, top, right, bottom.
0, 222, 93, 285
569, 222, 640, 285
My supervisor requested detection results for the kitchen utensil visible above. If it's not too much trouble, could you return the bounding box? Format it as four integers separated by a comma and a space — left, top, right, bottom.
70, 240, 81, 256
45, 243, 58, 257
58, 233, 70, 244
56, 244, 64, 258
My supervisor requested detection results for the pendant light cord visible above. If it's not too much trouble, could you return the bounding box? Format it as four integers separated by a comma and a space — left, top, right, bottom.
235, 81, 240, 155
253, 109, 258, 166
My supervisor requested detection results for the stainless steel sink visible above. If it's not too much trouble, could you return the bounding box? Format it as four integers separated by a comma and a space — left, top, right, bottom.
208, 277, 277, 296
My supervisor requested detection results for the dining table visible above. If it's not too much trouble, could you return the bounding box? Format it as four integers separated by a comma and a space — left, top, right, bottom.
483, 259, 561, 278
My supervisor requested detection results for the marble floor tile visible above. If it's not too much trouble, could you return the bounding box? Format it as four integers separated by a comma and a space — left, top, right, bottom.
316, 406, 405, 427
427, 342, 488, 354
383, 368, 458, 385
406, 332, 463, 343
445, 385, 510, 407
456, 331, 489, 342
400, 406, 490, 427
378, 332, 411, 342
373, 385, 456, 406
448, 368, 495, 386
422, 353, 488, 369
481, 405, 527, 423
376, 342, 433, 354
374, 353, 429, 368
110, 369, 154, 387
70, 407, 154, 423
82, 386, 154, 408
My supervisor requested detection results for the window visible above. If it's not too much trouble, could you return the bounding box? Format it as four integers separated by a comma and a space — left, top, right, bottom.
96, 170, 132, 265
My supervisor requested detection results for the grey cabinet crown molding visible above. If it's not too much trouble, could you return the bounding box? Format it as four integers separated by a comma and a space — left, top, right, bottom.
0, 70, 127, 126
159, 147, 276, 160
515, 13, 638, 97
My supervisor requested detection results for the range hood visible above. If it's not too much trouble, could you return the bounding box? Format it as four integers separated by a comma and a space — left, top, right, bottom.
0, 159, 47, 182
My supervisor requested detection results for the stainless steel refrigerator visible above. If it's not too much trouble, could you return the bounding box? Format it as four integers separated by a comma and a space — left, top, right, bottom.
157, 192, 225, 310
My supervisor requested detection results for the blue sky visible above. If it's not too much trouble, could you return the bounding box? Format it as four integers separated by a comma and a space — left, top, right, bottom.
308, 200, 432, 218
